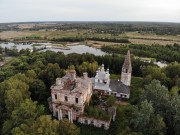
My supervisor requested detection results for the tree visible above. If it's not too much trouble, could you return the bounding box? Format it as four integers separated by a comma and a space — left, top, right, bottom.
29, 79, 47, 101
2, 99, 44, 135
59, 119, 80, 135
131, 100, 165, 135
141, 79, 180, 134
5, 89, 25, 115
141, 66, 168, 86
25, 70, 37, 79
12, 115, 60, 135
11, 99, 44, 126
167, 95, 180, 135
40, 63, 64, 87
77, 62, 88, 75
141, 80, 170, 116
77, 61, 98, 77
2, 76, 30, 115
164, 62, 180, 79
12, 115, 80, 135
170, 86, 180, 96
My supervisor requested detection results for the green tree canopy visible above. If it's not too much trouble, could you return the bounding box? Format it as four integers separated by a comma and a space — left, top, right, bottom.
131, 100, 165, 135
12, 115, 80, 135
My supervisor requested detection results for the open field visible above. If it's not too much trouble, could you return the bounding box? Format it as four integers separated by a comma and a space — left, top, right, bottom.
86, 40, 128, 48
0, 29, 180, 46
129, 38, 180, 45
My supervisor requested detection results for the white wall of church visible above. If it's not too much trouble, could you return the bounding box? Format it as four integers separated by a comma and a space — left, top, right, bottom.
121, 72, 131, 86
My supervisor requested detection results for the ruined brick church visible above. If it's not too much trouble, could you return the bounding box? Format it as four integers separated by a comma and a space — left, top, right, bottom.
48, 50, 132, 129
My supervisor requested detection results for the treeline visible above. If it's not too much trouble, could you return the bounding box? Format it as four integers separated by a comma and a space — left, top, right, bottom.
14, 35, 43, 41
2, 22, 180, 35
0, 46, 31, 57
51, 37, 85, 42
50, 37, 130, 43
0, 50, 154, 84
101, 43, 180, 62
88, 37, 130, 43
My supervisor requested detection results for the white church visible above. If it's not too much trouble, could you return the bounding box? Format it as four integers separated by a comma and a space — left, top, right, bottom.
92, 50, 132, 98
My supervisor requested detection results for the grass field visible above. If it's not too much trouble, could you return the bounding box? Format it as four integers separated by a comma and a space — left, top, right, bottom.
0, 30, 180, 46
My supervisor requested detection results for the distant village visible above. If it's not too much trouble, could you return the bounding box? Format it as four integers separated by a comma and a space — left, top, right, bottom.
48, 50, 132, 129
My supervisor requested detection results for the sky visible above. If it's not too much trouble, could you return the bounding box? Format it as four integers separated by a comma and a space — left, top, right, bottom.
0, 0, 180, 23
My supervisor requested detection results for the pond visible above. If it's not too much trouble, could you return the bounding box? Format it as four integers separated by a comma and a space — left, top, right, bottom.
0, 42, 33, 51
40, 45, 106, 55
0, 42, 106, 56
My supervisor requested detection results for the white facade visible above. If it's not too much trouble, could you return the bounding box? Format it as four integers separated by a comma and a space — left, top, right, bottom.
121, 72, 131, 86
93, 64, 111, 92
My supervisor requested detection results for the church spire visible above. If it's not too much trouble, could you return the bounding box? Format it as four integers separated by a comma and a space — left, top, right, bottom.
122, 50, 132, 73
121, 50, 132, 86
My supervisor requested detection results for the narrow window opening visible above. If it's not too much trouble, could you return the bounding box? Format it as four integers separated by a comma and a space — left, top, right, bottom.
65, 96, 68, 101
76, 98, 78, 103
55, 94, 57, 99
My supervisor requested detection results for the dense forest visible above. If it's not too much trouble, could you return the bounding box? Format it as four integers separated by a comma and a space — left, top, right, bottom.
0, 46, 180, 134
101, 43, 180, 63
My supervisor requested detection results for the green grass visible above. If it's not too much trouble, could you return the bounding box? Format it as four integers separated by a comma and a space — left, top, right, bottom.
128, 76, 143, 104
110, 74, 120, 79
131, 76, 143, 88
51, 43, 64, 46
110, 75, 143, 104
76, 123, 110, 135
32, 44, 43, 46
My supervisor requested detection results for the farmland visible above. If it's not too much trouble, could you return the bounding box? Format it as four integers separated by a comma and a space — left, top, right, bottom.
0, 22, 180, 47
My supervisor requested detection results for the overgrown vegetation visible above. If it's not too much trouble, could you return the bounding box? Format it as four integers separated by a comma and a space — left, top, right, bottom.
0, 48, 180, 134
102, 43, 180, 62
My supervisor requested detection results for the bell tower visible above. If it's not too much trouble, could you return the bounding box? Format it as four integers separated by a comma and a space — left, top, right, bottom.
121, 50, 132, 86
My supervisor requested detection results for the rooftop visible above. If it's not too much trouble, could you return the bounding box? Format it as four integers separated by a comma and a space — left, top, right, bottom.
51, 73, 91, 94
110, 79, 130, 95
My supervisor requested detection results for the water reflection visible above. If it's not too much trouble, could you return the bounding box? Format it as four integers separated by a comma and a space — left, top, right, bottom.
40, 45, 106, 55
0, 43, 106, 56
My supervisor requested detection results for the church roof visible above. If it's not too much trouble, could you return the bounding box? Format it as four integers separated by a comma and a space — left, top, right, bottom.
110, 79, 130, 95
51, 73, 91, 95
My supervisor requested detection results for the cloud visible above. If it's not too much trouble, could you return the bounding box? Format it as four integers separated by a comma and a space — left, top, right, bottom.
0, 0, 179, 23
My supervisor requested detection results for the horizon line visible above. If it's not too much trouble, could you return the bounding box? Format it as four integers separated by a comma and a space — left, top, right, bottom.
1, 20, 180, 24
